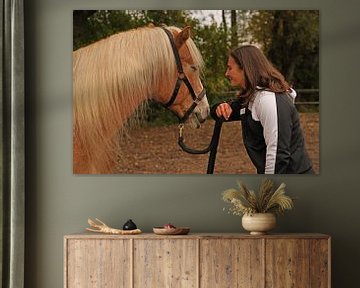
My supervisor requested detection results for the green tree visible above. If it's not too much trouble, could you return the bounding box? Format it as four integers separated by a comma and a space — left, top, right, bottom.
230, 10, 238, 47
196, 23, 231, 103
73, 10, 134, 50
246, 10, 319, 89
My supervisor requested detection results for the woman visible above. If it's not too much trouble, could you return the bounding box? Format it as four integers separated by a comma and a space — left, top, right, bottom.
211, 45, 313, 174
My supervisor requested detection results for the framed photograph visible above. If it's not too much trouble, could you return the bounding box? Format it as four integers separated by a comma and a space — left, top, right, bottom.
73, 10, 319, 175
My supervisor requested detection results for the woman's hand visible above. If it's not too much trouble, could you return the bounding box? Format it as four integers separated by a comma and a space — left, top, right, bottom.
215, 102, 233, 120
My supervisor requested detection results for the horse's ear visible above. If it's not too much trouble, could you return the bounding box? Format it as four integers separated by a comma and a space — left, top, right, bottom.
175, 26, 191, 48
148, 23, 155, 28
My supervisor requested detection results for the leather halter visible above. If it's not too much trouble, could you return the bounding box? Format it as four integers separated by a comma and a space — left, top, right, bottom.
161, 28, 206, 123
161, 27, 222, 170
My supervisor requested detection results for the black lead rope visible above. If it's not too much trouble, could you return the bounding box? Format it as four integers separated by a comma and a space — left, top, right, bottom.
178, 119, 224, 174
206, 119, 223, 174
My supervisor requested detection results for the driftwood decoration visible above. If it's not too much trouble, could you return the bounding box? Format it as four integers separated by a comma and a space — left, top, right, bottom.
86, 218, 142, 235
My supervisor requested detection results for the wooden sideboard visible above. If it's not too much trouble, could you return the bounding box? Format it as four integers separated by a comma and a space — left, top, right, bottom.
64, 233, 330, 288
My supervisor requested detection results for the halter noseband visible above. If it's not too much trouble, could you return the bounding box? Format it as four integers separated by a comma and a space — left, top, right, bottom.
161, 28, 206, 123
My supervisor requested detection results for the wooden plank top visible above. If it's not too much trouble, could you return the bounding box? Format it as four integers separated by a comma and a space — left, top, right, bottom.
64, 232, 330, 240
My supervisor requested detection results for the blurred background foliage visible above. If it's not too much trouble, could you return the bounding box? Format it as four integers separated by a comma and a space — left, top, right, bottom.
73, 10, 319, 124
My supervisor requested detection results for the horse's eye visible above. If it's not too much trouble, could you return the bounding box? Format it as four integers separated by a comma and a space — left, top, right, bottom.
190, 65, 197, 71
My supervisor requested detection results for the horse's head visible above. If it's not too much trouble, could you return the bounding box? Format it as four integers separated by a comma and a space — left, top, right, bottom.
157, 26, 210, 128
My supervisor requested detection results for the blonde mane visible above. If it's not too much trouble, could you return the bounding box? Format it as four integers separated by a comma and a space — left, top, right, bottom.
73, 25, 204, 174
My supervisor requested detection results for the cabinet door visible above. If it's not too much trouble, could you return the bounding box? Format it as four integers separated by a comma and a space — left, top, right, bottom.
65, 239, 131, 288
265, 239, 329, 288
133, 239, 198, 288
200, 239, 264, 288
309, 239, 330, 288
266, 239, 309, 287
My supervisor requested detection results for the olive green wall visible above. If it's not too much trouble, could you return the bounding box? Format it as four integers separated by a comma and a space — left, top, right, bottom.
24, 0, 360, 287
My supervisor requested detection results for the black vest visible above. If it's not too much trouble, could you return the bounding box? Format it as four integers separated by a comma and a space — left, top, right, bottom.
240, 93, 313, 174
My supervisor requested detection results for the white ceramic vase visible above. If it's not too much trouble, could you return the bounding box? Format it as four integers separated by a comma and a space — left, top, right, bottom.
242, 213, 276, 235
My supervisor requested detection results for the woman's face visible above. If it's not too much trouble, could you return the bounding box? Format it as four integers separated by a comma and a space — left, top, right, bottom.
225, 56, 246, 89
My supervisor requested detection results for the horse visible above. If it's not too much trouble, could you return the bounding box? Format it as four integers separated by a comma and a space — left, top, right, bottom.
73, 25, 210, 174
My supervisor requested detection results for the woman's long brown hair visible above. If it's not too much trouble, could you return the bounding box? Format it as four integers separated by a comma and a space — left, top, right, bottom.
230, 45, 290, 103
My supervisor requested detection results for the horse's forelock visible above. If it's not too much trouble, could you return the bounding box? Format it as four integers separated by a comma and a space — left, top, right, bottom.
167, 26, 204, 73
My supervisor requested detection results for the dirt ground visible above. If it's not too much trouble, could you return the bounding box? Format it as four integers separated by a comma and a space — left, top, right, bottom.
116, 113, 319, 174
